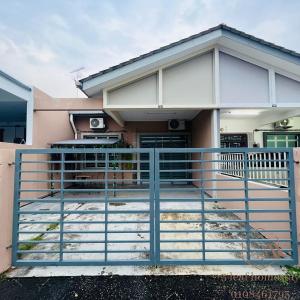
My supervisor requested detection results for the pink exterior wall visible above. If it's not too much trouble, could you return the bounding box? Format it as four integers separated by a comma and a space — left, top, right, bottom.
32, 88, 103, 147
191, 110, 212, 148
191, 110, 213, 189
0, 142, 61, 273
215, 173, 290, 249
0, 143, 33, 273
32, 88, 175, 148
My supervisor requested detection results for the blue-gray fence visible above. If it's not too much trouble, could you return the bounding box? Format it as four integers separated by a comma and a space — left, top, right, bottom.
12, 147, 298, 266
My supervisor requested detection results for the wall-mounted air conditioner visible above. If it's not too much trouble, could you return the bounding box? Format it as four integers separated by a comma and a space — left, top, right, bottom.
90, 118, 105, 129
274, 119, 292, 130
168, 119, 186, 131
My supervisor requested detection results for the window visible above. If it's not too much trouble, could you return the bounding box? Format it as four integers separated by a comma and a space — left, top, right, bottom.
221, 134, 248, 148
82, 134, 120, 140
77, 134, 122, 169
263, 133, 300, 148
81, 152, 119, 169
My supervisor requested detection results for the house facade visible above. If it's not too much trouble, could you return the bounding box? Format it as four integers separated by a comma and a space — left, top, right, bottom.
1, 24, 300, 270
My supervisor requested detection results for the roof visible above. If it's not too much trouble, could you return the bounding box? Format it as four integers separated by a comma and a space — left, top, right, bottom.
0, 69, 31, 91
79, 24, 300, 85
52, 138, 120, 146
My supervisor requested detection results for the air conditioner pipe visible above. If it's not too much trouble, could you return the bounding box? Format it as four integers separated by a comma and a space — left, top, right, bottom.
69, 113, 78, 139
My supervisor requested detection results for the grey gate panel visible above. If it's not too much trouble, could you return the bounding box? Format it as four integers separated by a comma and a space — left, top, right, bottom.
154, 148, 298, 265
12, 147, 298, 266
12, 148, 155, 266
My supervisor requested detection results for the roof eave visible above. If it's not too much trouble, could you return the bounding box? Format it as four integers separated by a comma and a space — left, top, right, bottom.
81, 29, 223, 96
79, 24, 300, 97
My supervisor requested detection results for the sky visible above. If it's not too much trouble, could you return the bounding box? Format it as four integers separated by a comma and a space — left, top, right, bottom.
0, 0, 300, 98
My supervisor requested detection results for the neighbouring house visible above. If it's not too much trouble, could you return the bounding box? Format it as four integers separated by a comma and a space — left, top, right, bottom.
1, 24, 300, 271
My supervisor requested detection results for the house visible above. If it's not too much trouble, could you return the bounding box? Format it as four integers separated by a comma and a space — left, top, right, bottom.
1, 24, 300, 269
2, 24, 300, 153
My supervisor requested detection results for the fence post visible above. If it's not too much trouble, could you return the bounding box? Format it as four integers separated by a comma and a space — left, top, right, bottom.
12, 150, 22, 265
149, 149, 155, 264
288, 149, 298, 264
104, 150, 109, 263
59, 152, 65, 262
154, 149, 160, 265
243, 149, 251, 262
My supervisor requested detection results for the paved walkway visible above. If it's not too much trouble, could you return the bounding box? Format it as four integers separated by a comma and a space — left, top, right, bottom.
10, 187, 286, 277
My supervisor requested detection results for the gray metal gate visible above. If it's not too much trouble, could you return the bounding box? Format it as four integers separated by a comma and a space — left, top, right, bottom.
12, 148, 298, 266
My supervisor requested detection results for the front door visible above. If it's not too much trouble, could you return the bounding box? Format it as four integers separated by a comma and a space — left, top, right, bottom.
139, 134, 190, 181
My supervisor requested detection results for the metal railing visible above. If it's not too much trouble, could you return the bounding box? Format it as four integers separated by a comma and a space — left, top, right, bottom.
12, 147, 298, 266
220, 151, 289, 187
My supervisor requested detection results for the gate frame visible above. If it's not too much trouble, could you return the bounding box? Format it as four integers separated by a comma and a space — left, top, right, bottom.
12, 147, 298, 266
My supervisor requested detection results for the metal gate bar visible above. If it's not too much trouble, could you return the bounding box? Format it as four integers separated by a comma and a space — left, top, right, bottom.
12, 147, 298, 266
12, 148, 155, 266
155, 148, 298, 265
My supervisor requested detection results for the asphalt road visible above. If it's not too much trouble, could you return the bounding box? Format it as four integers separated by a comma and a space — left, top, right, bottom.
0, 275, 299, 300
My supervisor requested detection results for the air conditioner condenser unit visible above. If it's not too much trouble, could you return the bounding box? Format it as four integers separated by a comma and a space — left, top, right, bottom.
90, 118, 105, 129
168, 119, 186, 131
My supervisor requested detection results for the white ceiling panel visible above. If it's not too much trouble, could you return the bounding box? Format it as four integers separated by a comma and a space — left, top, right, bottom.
119, 110, 200, 121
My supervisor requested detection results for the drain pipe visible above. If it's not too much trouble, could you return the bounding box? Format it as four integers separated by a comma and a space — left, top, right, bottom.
69, 113, 78, 139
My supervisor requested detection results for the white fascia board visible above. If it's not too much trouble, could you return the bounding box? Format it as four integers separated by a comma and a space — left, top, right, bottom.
220, 103, 272, 108
82, 30, 222, 95
0, 72, 31, 101
276, 103, 300, 108
162, 104, 218, 109
104, 104, 159, 110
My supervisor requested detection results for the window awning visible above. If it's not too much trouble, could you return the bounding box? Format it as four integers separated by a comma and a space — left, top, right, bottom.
69, 111, 105, 117
52, 138, 120, 147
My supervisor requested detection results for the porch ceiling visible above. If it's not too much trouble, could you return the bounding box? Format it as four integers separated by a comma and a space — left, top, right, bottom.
0, 101, 27, 122
220, 108, 300, 129
0, 88, 26, 102
0, 89, 27, 122
118, 109, 200, 121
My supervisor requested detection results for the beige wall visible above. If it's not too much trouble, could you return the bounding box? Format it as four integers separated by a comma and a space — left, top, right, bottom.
191, 110, 213, 189
74, 118, 179, 147
215, 173, 291, 250
32, 88, 103, 147
191, 110, 212, 148
0, 143, 32, 273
